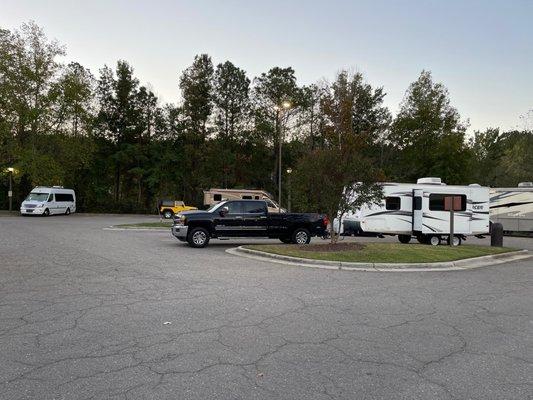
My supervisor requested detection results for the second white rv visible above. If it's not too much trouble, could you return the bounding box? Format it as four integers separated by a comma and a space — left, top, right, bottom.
490, 182, 533, 233
339, 178, 490, 245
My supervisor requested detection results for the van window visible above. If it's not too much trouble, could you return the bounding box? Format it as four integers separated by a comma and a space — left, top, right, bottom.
47, 194, 54, 202
385, 197, 401, 210
214, 194, 222, 201
56, 193, 74, 202
429, 194, 466, 211
26, 192, 49, 202
242, 195, 252, 199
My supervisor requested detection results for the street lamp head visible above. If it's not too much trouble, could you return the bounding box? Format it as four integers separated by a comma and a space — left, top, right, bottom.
286, 168, 292, 174
7, 167, 14, 173
282, 100, 292, 109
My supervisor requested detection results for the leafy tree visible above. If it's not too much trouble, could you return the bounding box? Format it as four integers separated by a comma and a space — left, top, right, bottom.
179, 54, 213, 138
388, 70, 470, 183
213, 61, 250, 139
293, 71, 383, 243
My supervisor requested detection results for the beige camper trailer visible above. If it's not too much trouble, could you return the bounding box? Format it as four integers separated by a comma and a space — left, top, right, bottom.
203, 188, 284, 213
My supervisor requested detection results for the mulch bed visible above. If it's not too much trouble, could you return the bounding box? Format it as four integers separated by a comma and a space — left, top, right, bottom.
295, 242, 366, 252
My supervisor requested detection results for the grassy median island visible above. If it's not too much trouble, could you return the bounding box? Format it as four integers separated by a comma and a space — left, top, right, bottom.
115, 221, 173, 229
243, 242, 514, 263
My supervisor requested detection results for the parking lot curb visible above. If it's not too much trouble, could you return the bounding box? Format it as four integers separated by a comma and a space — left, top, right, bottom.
226, 246, 531, 272
103, 226, 170, 231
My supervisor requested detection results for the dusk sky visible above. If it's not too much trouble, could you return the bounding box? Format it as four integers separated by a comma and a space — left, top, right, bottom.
1, 0, 532, 133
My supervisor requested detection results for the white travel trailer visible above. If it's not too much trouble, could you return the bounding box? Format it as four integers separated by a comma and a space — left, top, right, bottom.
490, 182, 533, 233
339, 178, 490, 245
20, 186, 76, 216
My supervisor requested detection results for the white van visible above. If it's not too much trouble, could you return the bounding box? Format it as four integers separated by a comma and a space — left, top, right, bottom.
20, 186, 76, 216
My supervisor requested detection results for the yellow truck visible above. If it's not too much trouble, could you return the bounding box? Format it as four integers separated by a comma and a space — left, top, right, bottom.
158, 200, 197, 219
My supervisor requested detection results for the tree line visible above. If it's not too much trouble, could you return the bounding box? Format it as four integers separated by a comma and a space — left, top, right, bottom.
1, 22, 532, 213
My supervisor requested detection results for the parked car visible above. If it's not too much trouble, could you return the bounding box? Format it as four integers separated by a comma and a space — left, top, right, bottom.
158, 199, 197, 219
171, 199, 328, 248
20, 186, 76, 216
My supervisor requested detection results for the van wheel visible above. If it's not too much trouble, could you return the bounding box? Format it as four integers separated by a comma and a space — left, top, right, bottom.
429, 235, 441, 246
447, 235, 461, 246
187, 227, 210, 248
65, 208, 71, 215
292, 228, 311, 245
398, 234, 411, 244
162, 209, 174, 219
43, 209, 50, 217
279, 237, 292, 244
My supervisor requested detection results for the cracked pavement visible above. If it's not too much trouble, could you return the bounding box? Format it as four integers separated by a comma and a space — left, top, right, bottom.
0, 214, 532, 399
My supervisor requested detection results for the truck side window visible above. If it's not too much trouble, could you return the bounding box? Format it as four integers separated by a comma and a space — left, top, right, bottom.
226, 202, 243, 214
242, 202, 266, 214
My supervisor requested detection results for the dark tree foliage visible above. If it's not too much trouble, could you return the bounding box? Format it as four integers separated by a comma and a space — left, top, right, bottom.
1, 22, 531, 214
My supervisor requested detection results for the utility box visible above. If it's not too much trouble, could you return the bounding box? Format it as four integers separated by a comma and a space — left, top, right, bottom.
491, 222, 503, 247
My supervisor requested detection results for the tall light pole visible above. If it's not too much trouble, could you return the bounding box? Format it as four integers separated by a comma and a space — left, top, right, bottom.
276, 100, 291, 212
7, 167, 14, 212
286, 168, 292, 212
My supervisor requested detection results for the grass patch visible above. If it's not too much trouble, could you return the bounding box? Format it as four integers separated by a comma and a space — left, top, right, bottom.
244, 242, 515, 263
116, 221, 173, 229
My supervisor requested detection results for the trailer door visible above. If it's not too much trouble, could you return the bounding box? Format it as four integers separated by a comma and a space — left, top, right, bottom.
412, 189, 423, 233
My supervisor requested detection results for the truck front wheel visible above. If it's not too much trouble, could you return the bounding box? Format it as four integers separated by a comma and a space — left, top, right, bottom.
292, 228, 311, 245
187, 227, 210, 248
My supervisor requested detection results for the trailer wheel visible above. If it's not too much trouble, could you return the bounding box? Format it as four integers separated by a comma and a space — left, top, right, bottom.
398, 234, 411, 244
429, 235, 441, 246
447, 235, 461, 246
416, 234, 427, 244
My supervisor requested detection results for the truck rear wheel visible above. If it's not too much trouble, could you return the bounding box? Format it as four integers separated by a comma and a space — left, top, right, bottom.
187, 227, 210, 248
292, 228, 311, 245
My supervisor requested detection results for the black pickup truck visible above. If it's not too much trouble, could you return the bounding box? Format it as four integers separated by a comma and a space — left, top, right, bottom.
171, 200, 328, 248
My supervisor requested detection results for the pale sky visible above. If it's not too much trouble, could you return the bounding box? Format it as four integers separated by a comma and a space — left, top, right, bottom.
1, 0, 532, 132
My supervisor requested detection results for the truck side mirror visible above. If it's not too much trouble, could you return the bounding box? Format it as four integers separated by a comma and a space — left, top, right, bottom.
219, 206, 229, 217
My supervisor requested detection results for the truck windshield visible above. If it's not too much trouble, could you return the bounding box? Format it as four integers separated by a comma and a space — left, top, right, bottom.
25, 193, 49, 202
206, 202, 225, 212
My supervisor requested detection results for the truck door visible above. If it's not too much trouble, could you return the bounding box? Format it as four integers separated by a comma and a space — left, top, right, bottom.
412, 189, 423, 233
241, 201, 268, 237
213, 201, 244, 237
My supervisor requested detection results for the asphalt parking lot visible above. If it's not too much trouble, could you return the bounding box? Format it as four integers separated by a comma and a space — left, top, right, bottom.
0, 214, 532, 400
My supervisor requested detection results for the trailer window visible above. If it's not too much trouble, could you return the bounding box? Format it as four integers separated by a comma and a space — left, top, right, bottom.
385, 197, 401, 210
242, 195, 252, 199
429, 194, 466, 211
214, 194, 222, 201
